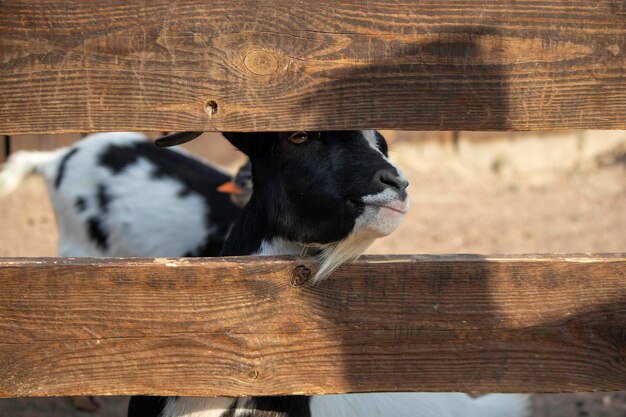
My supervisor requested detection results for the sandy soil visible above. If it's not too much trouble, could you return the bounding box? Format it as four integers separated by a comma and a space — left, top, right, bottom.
0, 135, 625, 417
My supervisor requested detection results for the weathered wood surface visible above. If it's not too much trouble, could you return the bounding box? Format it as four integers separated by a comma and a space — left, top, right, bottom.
1, 1, 625, 134
7, 132, 168, 154
9, 134, 82, 153
1, 254, 625, 397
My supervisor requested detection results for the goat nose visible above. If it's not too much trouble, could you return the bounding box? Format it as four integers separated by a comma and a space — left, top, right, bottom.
375, 169, 409, 192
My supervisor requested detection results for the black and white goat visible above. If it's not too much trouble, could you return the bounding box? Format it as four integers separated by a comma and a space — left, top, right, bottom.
127, 130, 528, 417
0, 132, 246, 257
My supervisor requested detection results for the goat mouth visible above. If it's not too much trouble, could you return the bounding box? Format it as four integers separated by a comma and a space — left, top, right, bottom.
348, 199, 408, 215
376, 204, 407, 215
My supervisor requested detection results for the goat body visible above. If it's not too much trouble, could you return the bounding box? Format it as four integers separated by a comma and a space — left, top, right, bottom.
0, 132, 241, 257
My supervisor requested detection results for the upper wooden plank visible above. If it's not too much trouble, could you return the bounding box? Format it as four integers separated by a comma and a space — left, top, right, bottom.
1, 0, 625, 134
1, 254, 626, 397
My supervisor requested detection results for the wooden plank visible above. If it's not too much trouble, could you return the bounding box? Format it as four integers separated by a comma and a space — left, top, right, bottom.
9, 133, 178, 152
1, 1, 625, 134
1, 254, 625, 397
9, 134, 83, 152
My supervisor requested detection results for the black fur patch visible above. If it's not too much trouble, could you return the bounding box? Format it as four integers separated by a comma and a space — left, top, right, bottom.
140, 396, 312, 417
98, 146, 138, 175
221, 195, 269, 256
74, 197, 88, 212
98, 142, 241, 257
127, 396, 167, 417
54, 148, 79, 189
97, 184, 113, 213
249, 396, 311, 417
87, 217, 108, 250
220, 396, 311, 417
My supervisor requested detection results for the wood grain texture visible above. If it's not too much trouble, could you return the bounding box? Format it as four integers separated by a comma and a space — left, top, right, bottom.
1, 1, 625, 134
9, 134, 83, 153
9, 132, 177, 152
1, 254, 626, 397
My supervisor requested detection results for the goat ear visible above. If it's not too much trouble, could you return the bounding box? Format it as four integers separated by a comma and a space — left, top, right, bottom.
155, 132, 203, 147
222, 132, 269, 157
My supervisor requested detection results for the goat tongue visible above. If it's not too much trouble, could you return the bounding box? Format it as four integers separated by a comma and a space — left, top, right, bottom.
155, 132, 203, 147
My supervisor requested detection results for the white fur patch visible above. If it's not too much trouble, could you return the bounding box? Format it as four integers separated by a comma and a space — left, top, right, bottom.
35, 132, 212, 257
0, 149, 67, 198
255, 237, 306, 256
100, 158, 210, 256
164, 393, 528, 417
359, 188, 409, 237
310, 393, 529, 417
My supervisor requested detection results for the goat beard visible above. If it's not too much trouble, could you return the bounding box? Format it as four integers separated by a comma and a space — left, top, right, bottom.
312, 232, 376, 284
311, 200, 407, 283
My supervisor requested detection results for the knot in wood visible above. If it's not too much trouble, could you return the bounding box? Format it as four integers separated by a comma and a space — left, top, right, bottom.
291, 265, 311, 286
243, 50, 279, 76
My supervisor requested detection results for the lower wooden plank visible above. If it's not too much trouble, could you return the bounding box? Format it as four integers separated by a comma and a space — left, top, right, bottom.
0, 254, 625, 397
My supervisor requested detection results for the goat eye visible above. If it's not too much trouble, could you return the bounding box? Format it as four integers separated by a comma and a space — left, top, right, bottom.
288, 131, 309, 144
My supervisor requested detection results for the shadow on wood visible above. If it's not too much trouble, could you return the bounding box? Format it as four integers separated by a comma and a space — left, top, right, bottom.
1, 1, 624, 133
291, 26, 510, 131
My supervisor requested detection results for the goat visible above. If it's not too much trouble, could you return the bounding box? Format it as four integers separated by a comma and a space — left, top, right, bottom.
0, 132, 245, 257
128, 130, 528, 417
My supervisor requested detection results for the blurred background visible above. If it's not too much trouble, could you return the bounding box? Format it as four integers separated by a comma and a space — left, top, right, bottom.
0, 130, 625, 416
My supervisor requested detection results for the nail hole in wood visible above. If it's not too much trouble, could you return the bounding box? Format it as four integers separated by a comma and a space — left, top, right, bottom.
205, 101, 218, 116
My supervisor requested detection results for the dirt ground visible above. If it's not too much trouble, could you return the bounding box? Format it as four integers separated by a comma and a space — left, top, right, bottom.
0, 133, 625, 416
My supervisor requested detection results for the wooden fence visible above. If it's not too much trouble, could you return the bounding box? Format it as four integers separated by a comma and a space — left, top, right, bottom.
1, 0, 625, 399
1, 255, 626, 397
